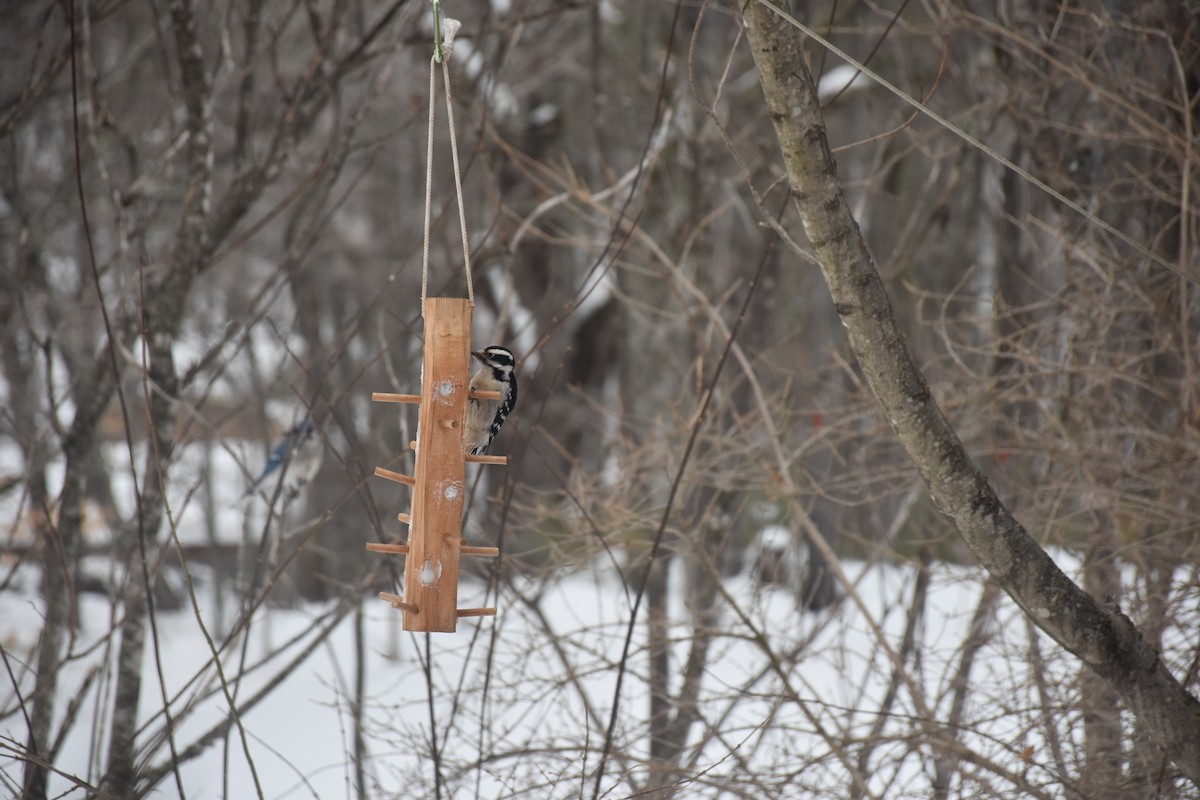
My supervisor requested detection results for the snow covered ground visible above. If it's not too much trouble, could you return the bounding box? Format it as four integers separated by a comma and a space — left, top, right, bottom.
6, 433, 1194, 797
1, 544, 1095, 799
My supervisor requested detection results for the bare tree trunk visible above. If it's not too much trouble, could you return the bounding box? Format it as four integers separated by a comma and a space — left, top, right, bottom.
353, 601, 368, 800
1079, 531, 1125, 799
23, 474, 72, 800
5, 274, 118, 799
644, 499, 727, 798
739, 0, 1200, 785
2, 286, 55, 800
103, 0, 213, 792
23, 355, 117, 799
103, 344, 186, 800
645, 550, 672, 786
103, 571, 150, 797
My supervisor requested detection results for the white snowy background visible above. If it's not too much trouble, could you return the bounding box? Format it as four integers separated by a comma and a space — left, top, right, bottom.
0, 438, 1130, 799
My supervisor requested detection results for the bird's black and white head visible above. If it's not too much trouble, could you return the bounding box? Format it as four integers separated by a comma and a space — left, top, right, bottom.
472, 345, 516, 383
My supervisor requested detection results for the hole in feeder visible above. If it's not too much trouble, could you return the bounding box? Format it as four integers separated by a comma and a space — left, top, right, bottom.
437, 380, 455, 398
420, 557, 442, 587
440, 481, 463, 502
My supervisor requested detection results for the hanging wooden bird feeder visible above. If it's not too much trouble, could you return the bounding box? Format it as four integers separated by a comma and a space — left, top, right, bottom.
366, 9, 505, 632
369, 298, 505, 632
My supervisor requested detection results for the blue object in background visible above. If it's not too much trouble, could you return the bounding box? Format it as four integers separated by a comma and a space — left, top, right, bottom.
243, 418, 323, 501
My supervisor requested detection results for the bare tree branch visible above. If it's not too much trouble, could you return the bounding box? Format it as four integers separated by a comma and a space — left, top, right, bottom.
739, 0, 1200, 786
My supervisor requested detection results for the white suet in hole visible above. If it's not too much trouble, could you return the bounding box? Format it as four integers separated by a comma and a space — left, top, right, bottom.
419, 558, 442, 587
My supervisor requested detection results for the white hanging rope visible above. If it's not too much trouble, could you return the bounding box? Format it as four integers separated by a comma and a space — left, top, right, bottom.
442, 57, 474, 305
420, 13, 473, 313
421, 58, 437, 310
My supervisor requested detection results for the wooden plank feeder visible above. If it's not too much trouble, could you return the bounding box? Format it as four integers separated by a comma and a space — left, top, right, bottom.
368, 297, 504, 631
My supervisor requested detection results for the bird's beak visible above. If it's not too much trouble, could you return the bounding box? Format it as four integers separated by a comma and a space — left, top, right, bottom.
471, 350, 484, 363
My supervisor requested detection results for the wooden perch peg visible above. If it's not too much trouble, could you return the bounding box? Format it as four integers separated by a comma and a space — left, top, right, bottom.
378, 592, 418, 614
457, 607, 497, 618
372, 392, 421, 404
374, 466, 415, 487
366, 542, 409, 555
465, 453, 508, 465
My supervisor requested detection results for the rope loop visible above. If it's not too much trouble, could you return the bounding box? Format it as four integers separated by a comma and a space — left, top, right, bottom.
420, 7, 473, 313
